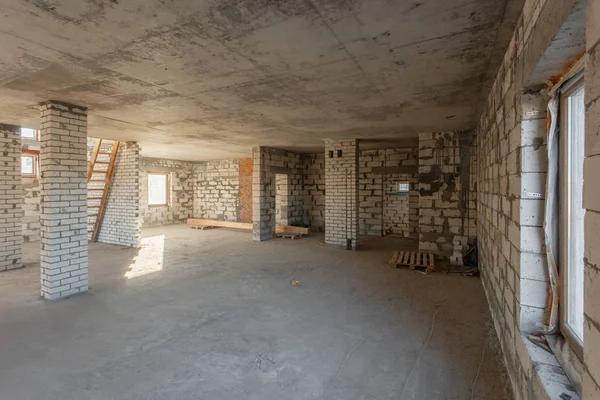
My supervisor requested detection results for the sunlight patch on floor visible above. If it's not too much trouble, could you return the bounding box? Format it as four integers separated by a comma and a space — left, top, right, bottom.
125, 235, 165, 279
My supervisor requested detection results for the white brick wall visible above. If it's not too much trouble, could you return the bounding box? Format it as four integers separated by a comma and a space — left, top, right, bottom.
419, 132, 476, 264
97, 142, 141, 247
193, 159, 239, 221
302, 153, 325, 232
22, 182, 40, 243
141, 157, 194, 226
252, 146, 303, 241
584, 0, 600, 397
0, 124, 22, 271
39, 101, 88, 300
325, 139, 358, 249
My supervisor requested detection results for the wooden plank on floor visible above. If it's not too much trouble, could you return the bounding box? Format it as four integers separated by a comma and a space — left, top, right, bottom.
389, 251, 399, 267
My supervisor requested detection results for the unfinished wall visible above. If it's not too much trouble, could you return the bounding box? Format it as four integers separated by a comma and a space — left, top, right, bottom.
141, 157, 194, 227
193, 159, 239, 221
477, 0, 585, 398
324, 139, 358, 249
97, 142, 141, 247
302, 153, 325, 232
22, 180, 40, 243
584, 1, 600, 397
418, 132, 476, 264
252, 147, 303, 241
0, 124, 22, 271
358, 148, 419, 238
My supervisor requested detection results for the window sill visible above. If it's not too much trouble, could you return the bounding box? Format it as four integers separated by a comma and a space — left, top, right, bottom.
520, 333, 580, 399
546, 334, 583, 394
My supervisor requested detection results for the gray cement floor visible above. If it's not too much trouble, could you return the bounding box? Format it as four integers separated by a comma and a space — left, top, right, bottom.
0, 225, 511, 399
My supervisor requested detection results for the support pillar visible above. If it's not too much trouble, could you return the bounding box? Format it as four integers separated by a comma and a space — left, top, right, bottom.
325, 139, 359, 249
252, 146, 275, 241
39, 101, 88, 300
0, 124, 22, 271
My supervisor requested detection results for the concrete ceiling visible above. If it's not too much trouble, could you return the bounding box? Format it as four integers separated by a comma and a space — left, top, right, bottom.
0, 0, 523, 161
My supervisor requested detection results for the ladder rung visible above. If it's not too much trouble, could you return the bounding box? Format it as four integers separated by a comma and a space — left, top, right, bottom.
89, 179, 106, 182
88, 188, 104, 191
98, 151, 113, 154
94, 161, 109, 164
88, 214, 98, 217
88, 205, 101, 208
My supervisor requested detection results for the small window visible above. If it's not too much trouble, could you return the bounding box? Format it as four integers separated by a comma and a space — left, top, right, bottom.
148, 172, 170, 206
397, 181, 410, 193
20, 128, 37, 139
21, 155, 36, 176
559, 76, 585, 356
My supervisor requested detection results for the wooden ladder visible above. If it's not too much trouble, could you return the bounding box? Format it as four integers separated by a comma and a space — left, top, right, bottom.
87, 139, 119, 241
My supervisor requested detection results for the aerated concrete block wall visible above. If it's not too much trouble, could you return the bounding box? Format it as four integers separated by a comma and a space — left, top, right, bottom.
477, 0, 586, 398
302, 153, 325, 232
358, 148, 419, 238
193, 159, 240, 221
252, 146, 303, 241
418, 132, 476, 264
324, 139, 358, 249
141, 157, 194, 227
97, 142, 141, 247
0, 124, 22, 271
584, 1, 600, 397
39, 101, 88, 300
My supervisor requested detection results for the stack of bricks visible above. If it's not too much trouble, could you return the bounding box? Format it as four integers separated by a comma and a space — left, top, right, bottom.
141, 157, 194, 226
252, 146, 303, 241
324, 139, 358, 249
358, 148, 419, 238
97, 142, 141, 248
418, 131, 476, 264
193, 159, 240, 221
0, 124, 22, 271
302, 153, 325, 232
39, 101, 88, 300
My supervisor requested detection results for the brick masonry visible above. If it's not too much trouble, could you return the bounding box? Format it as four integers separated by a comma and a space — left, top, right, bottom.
97, 142, 141, 247
418, 132, 477, 264
193, 159, 240, 221
22, 181, 40, 243
39, 101, 88, 300
584, 1, 600, 398
0, 124, 22, 271
359, 148, 419, 238
302, 153, 325, 232
252, 146, 303, 241
324, 139, 358, 249
141, 157, 194, 227
476, 0, 587, 398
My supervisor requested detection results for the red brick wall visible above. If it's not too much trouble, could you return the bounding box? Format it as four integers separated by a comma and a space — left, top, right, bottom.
239, 158, 253, 223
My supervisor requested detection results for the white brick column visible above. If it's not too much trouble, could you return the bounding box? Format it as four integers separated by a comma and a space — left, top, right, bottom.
0, 124, 23, 271
39, 101, 88, 300
252, 146, 275, 241
325, 139, 359, 249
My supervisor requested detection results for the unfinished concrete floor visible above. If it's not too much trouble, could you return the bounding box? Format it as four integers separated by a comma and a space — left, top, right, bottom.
0, 225, 510, 399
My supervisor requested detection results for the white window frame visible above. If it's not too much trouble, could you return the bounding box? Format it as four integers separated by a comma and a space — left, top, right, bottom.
21, 154, 37, 177
147, 172, 170, 207
20, 128, 38, 140
559, 74, 585, 360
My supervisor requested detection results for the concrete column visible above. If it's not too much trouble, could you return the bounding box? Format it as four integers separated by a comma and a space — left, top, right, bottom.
252, 146, 275, 241
0, 124, 23, 271
325, 139, 358, 249
39, 101, 88, 300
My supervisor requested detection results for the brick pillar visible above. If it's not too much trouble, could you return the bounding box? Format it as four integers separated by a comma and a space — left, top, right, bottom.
0, 124, 23, 271
325, 139, 359, 249
39, 101, 88, 300
252, 146, 275, 241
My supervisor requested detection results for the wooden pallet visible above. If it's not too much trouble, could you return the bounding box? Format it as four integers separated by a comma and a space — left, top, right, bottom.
190, 225, 220, 230
276, 233, 306, 240
389, 251, 435, 272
